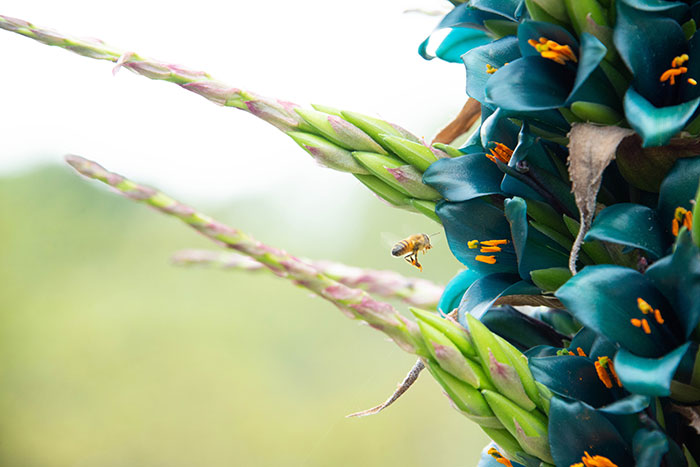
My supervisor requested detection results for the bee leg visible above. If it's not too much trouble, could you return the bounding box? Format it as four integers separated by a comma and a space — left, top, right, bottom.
404, 254, 414, 266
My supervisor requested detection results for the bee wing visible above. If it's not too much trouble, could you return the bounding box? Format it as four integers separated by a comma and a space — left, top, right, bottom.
380, 231, 402, 249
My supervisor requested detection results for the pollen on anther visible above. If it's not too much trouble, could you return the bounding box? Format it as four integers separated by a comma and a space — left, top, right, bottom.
576, 347, 587, 357
475, 255, 497, 264
468, 240, 479, 249
486, 64, 498, 74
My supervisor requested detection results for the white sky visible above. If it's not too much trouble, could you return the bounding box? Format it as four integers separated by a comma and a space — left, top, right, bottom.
0, 0, 465, 206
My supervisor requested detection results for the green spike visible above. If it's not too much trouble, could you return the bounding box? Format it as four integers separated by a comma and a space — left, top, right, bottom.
287, 131, 369, 174
295, 108, 388, 154
379, 134, 439, 172
352, 151, 440, 200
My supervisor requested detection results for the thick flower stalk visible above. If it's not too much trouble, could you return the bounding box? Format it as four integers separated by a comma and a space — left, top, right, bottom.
0, 15, 444, 219
64, 155, 423, 354
65, 153, 555, 465
171, 249, 445, 309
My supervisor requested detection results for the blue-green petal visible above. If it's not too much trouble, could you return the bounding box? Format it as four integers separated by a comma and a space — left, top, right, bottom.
457, 272, 539, 321
504, 197, 569, 279
614, 342, 692, 396
657, 156, 700, 240
436, 198, 518, 274
598, 394, 651, 415
566, 33, 618, 107
555, 265, 680, 357
437, 268, 482, 315
549, 398, 633, 467
618, 0, 689, 21
485, 56, 575, 111
423, 153, 504, 202
633, 429, 670, 467
435, 29, 494, 63
529, 355, 618, 407
463, 36, 521, 102
645, 231, 700, 338
585, 203, 665, 259
623, 87, 700, 147
472, 0, 526, 21
614, 3, 687, 107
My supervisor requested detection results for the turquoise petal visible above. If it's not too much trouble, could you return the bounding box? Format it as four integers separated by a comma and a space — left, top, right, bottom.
657, 156, 700, 240
598, 394, 651, 415
437, 268, 482, 315
618, 0, 689, 21
485, 55, 575, 111
463, 36, 520, 102
517, 20, 579, 58
529, 355, 618, 407
614, 342, 692, 396
549, 398, 633, 467
623, 87, 700, 147
645, 231, 700, 339
556, 265, 680, 357
471, 0, 526, 21
436, 29, 494, 63
435, 198, 518, 274
614, 3, 686, 107
423, 153, 504, 202
566, 33, 618, 107
481, 306, 567, 350
457, 272, 539, 320
504, 197, 569, 280
632, 429, 669, 467
585, 203, 665, 259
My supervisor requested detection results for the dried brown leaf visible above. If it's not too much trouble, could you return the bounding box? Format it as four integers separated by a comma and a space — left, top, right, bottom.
432, 98, 481, 145
567, 123, 635, 274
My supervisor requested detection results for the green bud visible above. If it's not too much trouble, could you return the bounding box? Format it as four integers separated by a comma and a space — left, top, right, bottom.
570, 101, 622, 125
564, 0, 607, 36
483, 19, 518, 38
494, 335, 544, 412
287, 131, 370, 174
409, 199, 442, 224
410, 307, 476, 358
481, 427, 524, 463
294, 108, 388, 154
525, 0, 570, 27
530, 267, 572, 292
431, 142, 463, 158
559, 107, 585, 124
530, 0, 569, 22
466, 315, 536, 411
311, 103, 342, 116
482, 390, 552, 463
683, 19, 697, 41
535, 382, 553, 416
426, 362, 502, 428
340, 110, 421, 148
353, 174, 414, 210
417, 320, 487, 388
352, 151, 440, 200
379, 134, 439, 172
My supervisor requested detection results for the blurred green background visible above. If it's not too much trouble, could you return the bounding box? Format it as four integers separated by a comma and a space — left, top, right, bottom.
0, 165, 488, 466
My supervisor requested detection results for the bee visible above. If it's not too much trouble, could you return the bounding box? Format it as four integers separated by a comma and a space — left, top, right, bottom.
391, 232, 439, 271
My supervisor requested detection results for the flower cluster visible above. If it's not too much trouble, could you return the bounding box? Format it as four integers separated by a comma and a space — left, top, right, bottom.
420, 0, 700, 465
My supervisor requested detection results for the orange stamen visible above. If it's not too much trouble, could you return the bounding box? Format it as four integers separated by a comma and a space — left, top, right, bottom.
481, 239, 509, 246
573, 451, 619, 467
595, 360, 613, 388
475, 255, 497, 264
637, 297, 653, 314
480, 246, 502, 253
486, 64, 498, 74
606, 360, 623, 387
577, 347, 587, 357
528, 37, 577, 64
488, 447, 514, 467
631, 318, 652, 334
468, 240, 479, 249
568, 350, 575, 356
487, 143, 513, 164
660, 54, 695, 86
654, 308, 664, 324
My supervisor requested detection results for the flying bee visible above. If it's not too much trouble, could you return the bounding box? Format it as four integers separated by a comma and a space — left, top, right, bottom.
391, 232, 440, 271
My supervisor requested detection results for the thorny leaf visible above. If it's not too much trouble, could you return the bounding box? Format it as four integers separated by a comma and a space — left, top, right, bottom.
567, 123, 634, 274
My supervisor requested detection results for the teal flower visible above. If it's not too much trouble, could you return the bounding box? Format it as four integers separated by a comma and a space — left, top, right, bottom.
419, 1, 527, 63
555, 230, 700, 399
613, 0, 700, 146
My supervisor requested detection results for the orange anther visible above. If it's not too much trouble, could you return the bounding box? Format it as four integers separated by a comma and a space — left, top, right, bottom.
529, 36, 577, 64
577, 347, 587, 357
606, 360, 623, 387
637, 297, 653, 314
480, 246, 502, 253
595, 360, 613, 388
475, 255, 497, 264
481, 239, 509, 246
487, 143, 513, 164
661, 55, 695, 86
654, 308, 664, 324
